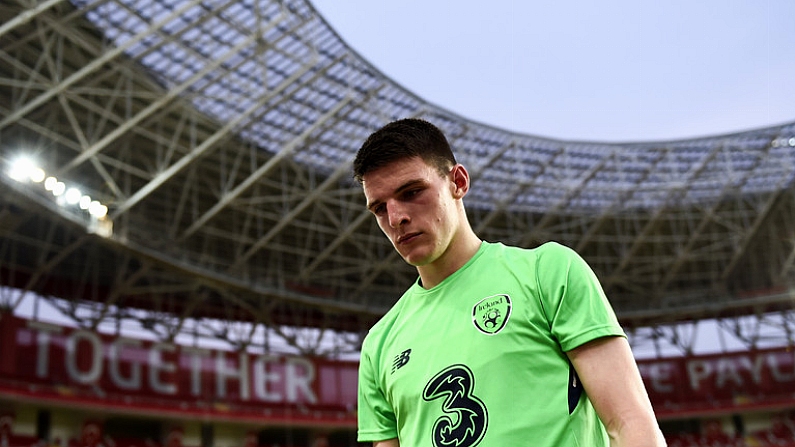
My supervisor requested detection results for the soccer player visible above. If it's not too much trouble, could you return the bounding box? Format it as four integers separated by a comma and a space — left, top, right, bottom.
353, 118, 666, 447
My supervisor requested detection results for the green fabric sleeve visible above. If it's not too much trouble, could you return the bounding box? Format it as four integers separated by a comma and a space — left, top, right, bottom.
535, 243, 625, 352
357, 342, 398, 442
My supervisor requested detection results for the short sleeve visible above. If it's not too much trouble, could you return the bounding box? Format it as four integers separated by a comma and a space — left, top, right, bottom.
357, 341, 398, 442
535, 243, 625, 352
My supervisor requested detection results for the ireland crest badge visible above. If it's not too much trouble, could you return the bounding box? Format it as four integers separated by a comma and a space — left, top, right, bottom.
472, 294, 512, 335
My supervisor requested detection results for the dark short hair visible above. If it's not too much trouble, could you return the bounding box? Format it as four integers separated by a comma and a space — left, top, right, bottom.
353, 118, 457, 183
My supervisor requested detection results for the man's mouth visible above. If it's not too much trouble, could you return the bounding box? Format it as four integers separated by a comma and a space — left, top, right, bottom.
397, 232, 421, 244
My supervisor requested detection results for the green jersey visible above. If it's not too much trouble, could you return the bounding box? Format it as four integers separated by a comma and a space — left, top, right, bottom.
357, 241, 625, 447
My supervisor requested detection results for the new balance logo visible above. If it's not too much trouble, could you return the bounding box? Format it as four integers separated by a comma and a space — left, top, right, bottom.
391, 349, 411, 374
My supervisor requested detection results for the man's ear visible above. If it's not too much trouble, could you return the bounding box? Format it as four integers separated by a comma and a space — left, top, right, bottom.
450, 164, 470, 198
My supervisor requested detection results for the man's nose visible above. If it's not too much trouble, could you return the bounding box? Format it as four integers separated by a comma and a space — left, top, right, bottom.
387, 201, 409, 228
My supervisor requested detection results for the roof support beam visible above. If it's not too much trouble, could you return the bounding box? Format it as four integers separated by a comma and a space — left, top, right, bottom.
0, 0, 208, 131
658, 145, 773, 289
58, 23, 266, 176
517, 150, 615, 246
176, 55, 353, 238
574, 148, 669, 254
718, 189, 783, 283
0, 0, 66, 40
227, 96, 356, 271
110, 50, 318, 219
602, 145, 723, 288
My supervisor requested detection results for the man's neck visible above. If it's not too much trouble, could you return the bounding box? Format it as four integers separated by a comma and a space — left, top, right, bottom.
417, 231, 482, 289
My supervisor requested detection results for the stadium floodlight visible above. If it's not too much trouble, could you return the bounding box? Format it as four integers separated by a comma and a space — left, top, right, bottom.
51, 181, 66, 196
29, 167, 45, 183
65, 187, 82, 205
7, 156, 44, 183
88, 201, 108, 219
6, 156, 112, 235
79, 195, 92, 210
44, 176, 57, 191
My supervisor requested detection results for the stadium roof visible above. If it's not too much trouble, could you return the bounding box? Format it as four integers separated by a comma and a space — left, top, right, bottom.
1, 0, 794, 354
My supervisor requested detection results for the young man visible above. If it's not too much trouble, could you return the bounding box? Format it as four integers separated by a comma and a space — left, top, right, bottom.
353, 118, 666, 447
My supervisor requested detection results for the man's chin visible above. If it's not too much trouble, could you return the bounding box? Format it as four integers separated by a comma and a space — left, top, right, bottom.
393, 240, 436, 266
400, 251, 433, 267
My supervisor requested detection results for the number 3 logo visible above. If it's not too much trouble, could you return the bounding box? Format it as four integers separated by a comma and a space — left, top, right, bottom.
423, 364, 488, 447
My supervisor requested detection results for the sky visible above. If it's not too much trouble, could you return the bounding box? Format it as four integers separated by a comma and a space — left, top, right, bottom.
311, 0, 795, 143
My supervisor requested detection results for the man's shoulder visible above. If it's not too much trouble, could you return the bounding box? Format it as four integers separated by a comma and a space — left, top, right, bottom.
533, 240, 579, 258
360, 287, 414, 352
489, 240, 575, 261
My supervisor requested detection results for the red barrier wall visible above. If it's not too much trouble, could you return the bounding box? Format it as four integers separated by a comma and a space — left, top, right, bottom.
0, 314, 357, 426
2, 313, 794, 421
639, 346, 795, 418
